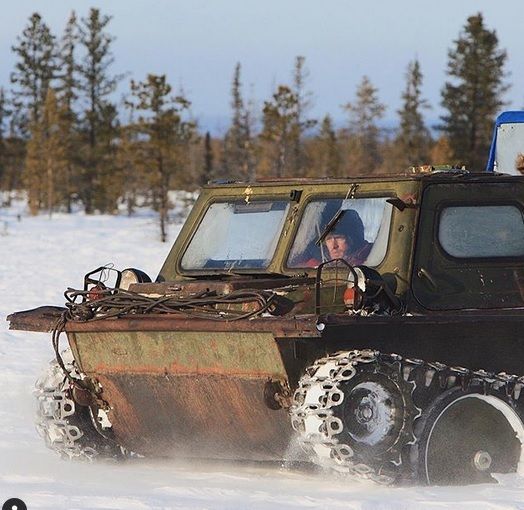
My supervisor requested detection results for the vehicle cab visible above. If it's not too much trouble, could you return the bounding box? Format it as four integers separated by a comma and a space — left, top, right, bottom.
157, 178, 419, 307
158, 172, 524, 315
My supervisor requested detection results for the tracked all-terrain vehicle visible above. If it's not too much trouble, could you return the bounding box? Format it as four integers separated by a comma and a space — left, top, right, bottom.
8, 114, 524, 486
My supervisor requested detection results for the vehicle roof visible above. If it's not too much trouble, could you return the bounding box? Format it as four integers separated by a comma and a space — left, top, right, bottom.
203, 171, 524, 189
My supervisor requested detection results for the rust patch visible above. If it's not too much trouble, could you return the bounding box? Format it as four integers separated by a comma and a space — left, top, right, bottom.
97, 376, 142, 435
65, 315, 320, 338
98, 373, 293, 460
7, 306, 65, 332
129, 277, 314, 296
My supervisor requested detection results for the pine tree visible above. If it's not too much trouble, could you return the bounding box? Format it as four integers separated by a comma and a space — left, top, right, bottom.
11, 12, 58, 132
396, 59, 432, 167
440, 13, 508, 170
128, 74, 196, 242
342, 76, 386, 174
77, 8, 122, 213
261, 85, 299, 178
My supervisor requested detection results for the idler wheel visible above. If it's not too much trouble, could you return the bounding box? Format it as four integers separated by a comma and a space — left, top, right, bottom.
418, 388, 524, 485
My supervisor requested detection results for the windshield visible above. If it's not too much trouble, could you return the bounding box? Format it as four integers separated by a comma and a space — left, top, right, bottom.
288, 197, 392, 268
181, 200, 290, 271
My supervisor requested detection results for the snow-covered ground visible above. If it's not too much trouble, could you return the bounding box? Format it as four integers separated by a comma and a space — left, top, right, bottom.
1, 201, 524, 509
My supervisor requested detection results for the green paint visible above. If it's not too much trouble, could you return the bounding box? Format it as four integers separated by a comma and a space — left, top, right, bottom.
71, 330, 287, 378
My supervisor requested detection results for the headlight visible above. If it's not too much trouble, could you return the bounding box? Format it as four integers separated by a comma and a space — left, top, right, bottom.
119, 268, 152, 291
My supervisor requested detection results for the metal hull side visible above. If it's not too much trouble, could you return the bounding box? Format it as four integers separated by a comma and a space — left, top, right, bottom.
68, 330, 293, 460
320, 313, 524, 375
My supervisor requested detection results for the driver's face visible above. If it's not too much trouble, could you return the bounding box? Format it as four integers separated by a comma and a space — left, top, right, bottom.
325, 234, 349, 260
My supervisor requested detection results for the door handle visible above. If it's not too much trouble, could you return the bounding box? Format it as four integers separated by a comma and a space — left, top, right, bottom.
417, 267, 438, 291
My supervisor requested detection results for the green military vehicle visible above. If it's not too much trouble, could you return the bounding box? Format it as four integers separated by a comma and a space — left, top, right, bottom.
8, 113, 524, 486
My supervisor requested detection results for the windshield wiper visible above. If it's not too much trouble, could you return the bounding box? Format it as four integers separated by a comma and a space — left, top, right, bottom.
315, 209, 345, 246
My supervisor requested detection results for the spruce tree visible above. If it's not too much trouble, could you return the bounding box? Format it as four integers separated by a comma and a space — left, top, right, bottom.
222, 63, 254, 180
342, 76, 385, 174
440, 13, 508, 170
430, 135, 454, 166
93, 102, 121, 212
116, 115, 141, 216
0, 88, 11, 191
291, 56, 316, 175
11, 12, 58, 133
241, 92, 257, 181
396, 59, 431, 167
23, 88, 69, 215
42, 89, 68, 216
2, 108, 25, 195
0, 89, 10, 143
57, 11, 79, 112
202, 131, 214, 185
317, 115, 341, 177
56, 11, 80, 212
77, 8, 122, 213
128, 74, 196, 242
2, 125, 25, 196
24, 117, 44, 214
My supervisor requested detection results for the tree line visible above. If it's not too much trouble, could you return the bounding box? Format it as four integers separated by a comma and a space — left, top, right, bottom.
0, 9, 509, 240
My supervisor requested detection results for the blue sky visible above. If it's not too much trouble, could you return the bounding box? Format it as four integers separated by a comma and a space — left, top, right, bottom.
1, 1, 523, 134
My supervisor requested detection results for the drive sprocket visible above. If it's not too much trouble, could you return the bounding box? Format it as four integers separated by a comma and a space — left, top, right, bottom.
290, 350, 418, 484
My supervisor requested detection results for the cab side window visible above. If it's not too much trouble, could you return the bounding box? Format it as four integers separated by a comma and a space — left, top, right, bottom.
439, 205, 524, 259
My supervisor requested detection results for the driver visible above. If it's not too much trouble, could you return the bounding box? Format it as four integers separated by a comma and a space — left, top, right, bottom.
310, 209, 372, 266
